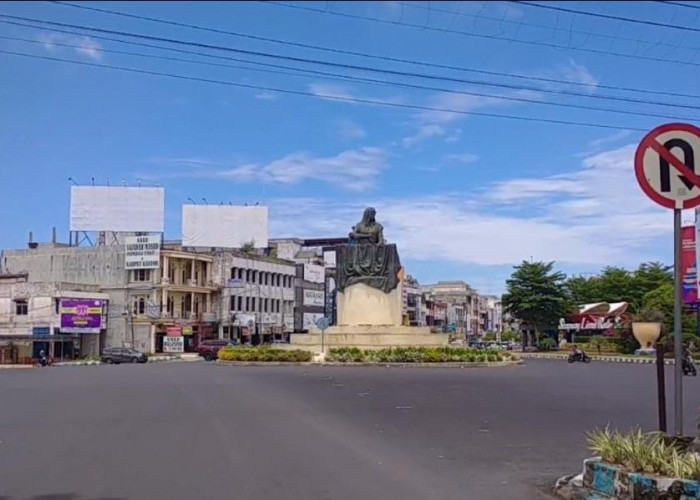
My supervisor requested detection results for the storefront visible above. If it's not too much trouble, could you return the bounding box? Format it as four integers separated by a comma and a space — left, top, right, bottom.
559, 302, 629, 343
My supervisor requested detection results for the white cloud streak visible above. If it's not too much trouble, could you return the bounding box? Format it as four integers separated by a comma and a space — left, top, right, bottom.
38, 33, 103, 61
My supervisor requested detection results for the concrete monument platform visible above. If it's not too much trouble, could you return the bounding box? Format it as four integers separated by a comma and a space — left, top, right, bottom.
290, 325, 450, 352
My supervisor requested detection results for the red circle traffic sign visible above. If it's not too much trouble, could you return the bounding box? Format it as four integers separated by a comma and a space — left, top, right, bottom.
634, 122, 700, 209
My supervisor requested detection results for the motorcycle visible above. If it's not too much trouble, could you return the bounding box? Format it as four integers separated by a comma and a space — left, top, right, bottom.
568, 350, 591, 364
682, 349, 696, 376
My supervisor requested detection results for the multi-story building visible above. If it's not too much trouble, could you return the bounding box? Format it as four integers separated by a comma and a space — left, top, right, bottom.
421, 281, 477, 335
269, 237, 347, 327
402, 275, 423, 326
214, 251, 296, 343
0, 239, 221, 356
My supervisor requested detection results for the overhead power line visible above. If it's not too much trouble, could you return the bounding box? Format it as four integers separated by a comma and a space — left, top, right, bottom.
2, 14, 699, 112
403, 0, 700, 52
0, 48, 651, 132
261, 1, 700, 69
49, 0, 700, 100
657, 1, 700, 10
3, 33, 696, 122
515, 1, 700, 34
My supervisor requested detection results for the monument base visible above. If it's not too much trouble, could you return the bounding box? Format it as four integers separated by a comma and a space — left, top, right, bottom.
289, 325, 450, 353
336, 282, 403, 326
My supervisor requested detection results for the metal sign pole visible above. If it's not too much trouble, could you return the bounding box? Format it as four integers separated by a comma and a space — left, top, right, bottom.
673, 208, 684, 436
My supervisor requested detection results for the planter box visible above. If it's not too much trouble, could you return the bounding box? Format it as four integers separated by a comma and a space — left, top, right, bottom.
581, 457, 699, 499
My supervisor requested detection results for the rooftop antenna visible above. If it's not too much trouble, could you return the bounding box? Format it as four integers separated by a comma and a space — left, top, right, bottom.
187, 197, 197, 204
67, 177, 78, 186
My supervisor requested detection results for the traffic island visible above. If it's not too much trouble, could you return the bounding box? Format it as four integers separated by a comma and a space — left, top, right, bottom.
554, 428, 700, 499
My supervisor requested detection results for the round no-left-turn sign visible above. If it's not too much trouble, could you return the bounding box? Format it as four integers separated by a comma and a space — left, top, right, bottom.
634, 123, 700, 209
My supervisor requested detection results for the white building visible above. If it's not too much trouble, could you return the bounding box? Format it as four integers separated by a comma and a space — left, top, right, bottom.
214, 251, 296, 342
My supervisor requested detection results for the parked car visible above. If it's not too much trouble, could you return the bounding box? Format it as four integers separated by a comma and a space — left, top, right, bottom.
197, 339, 238, 361
101, 347, 148, 364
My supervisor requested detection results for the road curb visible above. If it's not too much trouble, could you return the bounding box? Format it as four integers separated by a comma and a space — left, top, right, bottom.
215, 360, 523, 368
518, 352, 679, 365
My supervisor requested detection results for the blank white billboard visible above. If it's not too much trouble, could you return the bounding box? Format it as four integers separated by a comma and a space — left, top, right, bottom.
70, 186, 165, 232
182, 205, 269, 248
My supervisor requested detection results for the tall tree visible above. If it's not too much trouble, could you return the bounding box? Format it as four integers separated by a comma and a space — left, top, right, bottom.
502, 261, 570, 342
566, 275, 603, 305
631, 262, 673, 309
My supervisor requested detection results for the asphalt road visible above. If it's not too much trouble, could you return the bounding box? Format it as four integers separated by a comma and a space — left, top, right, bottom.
0, 359, 698, 500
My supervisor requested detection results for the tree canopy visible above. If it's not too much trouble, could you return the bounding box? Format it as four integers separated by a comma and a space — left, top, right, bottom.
502, 261, 570, 336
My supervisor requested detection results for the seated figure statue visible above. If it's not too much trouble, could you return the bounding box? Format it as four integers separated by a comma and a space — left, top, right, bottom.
337, 207, 400, 294
349, 207, 386, 246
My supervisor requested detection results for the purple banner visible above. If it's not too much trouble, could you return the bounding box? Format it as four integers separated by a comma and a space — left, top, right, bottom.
60, 298, 105, 333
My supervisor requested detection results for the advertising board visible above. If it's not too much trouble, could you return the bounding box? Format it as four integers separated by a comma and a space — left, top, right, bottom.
125, 235, 161, 270
60, 298, 104, 334
70, 186, 164, 232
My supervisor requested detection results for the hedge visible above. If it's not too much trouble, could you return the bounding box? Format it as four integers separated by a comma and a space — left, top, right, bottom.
217, 346, 313, 362
326, 346, 513, 363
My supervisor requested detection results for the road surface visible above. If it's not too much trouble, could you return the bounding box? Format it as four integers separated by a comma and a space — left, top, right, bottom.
0, 359, 697, 500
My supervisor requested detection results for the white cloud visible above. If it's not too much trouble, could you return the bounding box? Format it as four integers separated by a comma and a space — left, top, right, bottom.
446, 153, 479, 164
308, 83, 356, 102
38, 33, 103, 61
221, 147, 388, 191
254, 92, 278, 101
445, 128, 462, 143
266, 145, 670, 267
336, 120, 367, 140
402, 124, 445, 147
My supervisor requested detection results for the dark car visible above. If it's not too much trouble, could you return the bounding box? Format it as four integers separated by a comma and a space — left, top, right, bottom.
101, 347, 148, 364
197, 339, 237, 361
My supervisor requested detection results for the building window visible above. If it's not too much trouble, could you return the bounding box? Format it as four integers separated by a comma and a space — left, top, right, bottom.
283, 276, 287, 288
230, 296, 236, 311
274, 274, 279, 287
258, 272, 264, 285
245, 297, 250, 311
133, 269, 151, 282
263, 298, 269, 312
237, 296, 243, 311
14, 299, 28, 316
132, 297, 146, 315
238, 268, 244, 280
276, 300, 280, 313
230, 267, 237, 280
54, 298, 60, 314
251, 297, 256, 312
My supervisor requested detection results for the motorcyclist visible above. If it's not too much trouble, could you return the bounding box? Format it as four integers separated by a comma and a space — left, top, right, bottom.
39, 349, 48, 367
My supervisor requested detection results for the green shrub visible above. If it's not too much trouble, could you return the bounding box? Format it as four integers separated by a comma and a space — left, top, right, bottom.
326, 346, 509, 363
539, 338, 557, 351
218, 346, 312, 362
587, 427, 700, 480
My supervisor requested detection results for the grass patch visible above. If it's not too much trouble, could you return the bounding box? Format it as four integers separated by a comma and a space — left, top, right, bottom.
326, 346, 513, 363
218, 346, 312, 362
587, 427, 700, 480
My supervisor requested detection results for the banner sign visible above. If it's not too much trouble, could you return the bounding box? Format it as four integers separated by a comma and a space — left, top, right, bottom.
125, 235, 161, 270
163, 336, 184, 353
303, 264, 324, 284
682, 225, 698, 304
303, 289, 325, 307
182, 326, 193, 336
303, 313, 325, 330
60, 298, 104, 333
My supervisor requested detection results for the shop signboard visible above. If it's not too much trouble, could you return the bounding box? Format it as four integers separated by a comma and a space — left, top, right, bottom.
125, 235, 161, 270
166, 326, 182, 337
303, 289, 325, 307
60, 298, 104, 334
182, 326, 193, 336
163, 336, 184, 353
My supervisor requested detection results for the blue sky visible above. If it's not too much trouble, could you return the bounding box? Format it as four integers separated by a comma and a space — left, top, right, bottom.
1, 1, 699, 294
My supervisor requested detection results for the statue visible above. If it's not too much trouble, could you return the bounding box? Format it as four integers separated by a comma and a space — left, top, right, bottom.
337, 208, 401, 294
349, 207, 386, 245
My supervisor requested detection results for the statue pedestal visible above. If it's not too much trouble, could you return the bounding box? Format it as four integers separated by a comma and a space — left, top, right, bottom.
289, 325, 450, 352
336, 282, 403, 326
